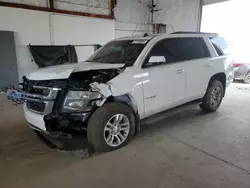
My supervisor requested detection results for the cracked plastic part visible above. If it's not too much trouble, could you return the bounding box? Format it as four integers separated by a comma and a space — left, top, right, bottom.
89, 82, 113, 107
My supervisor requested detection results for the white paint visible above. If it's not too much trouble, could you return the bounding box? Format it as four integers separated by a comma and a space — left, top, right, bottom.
22, 33, 233, 131
27, 62, 124, 80
0, 6, 115, 81
108, 33, 233, 118
23, 104, 47, 131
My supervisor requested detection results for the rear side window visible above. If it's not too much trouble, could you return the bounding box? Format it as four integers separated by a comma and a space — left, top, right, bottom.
210, 37, 230, 56
178, 37, 211, 61
144, 37, 211, 67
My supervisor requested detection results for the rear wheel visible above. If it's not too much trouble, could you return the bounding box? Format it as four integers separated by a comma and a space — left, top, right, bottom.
244, 72, 250, 84
200, 80, 224, 112
87, 102, 136, 152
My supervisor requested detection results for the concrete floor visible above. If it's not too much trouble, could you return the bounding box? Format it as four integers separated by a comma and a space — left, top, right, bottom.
1, 83, 250, 188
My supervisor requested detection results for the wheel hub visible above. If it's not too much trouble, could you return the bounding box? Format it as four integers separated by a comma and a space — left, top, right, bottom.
210, 86, 222, 107
104, 114, 130, 147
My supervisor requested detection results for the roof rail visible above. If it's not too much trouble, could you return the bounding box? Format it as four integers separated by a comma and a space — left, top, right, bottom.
172, 31, 218, 35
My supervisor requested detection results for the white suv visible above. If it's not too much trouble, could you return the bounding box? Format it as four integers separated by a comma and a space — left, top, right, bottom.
8, 32, 234, 152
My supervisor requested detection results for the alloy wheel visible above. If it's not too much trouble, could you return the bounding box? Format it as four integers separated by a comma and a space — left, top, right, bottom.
210, 86, 222, 108
104, 114, 130, 147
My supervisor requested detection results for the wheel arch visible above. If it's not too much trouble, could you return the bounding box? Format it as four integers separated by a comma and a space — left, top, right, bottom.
105, 94, 141, 132
244, 71, 250, 84
208, 72, 226, 96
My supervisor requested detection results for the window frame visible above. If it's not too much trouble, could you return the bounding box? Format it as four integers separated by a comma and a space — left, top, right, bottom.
209, 37, 229, 56
142, 37, 211, 69
211, 42, 225, 56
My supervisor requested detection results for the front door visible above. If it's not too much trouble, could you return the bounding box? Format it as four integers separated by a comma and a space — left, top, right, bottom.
141, 38, 186, 117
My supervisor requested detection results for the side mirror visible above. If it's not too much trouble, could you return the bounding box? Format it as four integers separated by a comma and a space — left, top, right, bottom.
148, 56, 166, 65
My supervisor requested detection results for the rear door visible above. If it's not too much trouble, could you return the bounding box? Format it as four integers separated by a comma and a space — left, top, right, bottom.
181, 37, 212, 101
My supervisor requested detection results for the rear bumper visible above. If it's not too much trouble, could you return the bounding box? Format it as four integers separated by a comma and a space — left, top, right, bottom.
234, 70, 246, 80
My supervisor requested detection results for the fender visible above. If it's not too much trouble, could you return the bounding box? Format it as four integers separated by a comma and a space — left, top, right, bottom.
90, 82, 141, 131
108, 94, 141, 132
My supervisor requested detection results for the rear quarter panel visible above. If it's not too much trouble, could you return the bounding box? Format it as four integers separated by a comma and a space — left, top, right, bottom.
203, 36, 234, 88
209, 56, 234, 87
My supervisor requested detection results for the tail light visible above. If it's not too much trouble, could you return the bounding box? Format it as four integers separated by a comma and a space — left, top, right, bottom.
234, 63, 244, 67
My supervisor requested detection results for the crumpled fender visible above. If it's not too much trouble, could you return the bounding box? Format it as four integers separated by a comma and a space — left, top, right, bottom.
90, 82, 113, 98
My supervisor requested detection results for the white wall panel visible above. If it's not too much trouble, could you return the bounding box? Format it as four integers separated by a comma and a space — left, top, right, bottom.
0, 0, 203, 81
0, 6, 51, 81
0, 6, 114, 81
51, 14, 114, 45
114, 0, 152, 37
114, 0, 201, 37
155, 0, 200, 32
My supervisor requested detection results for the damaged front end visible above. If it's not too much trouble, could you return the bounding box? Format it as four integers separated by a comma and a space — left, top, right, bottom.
6, 68, 120, 139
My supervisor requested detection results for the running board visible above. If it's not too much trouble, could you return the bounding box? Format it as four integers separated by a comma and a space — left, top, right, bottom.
141, 99, 202, 126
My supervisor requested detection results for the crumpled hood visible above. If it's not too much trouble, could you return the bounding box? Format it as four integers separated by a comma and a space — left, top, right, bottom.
27, 62, 125, 80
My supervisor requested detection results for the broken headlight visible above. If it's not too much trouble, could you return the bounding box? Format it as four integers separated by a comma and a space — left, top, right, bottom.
63, 91, 101, 111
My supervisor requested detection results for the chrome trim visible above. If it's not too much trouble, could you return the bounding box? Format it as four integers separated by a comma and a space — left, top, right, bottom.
8, 87, 60, 115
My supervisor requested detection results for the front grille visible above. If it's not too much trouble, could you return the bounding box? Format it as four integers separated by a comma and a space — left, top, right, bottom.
27, 102, 46, 113
32, 87, 50, 96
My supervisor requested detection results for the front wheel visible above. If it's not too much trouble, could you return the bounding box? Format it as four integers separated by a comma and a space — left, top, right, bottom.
87, 102, 136, 152
200, 80, 224, 112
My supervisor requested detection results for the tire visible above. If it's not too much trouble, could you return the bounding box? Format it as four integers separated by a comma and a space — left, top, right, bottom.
200, 80, 224, 112
87, 102, 136, 152
244, 72, 250, 84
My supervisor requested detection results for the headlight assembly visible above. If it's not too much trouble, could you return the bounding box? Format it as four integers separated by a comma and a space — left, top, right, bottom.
63, 91, 101, 111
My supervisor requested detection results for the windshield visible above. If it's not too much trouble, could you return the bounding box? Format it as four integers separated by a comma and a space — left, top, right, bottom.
87, 40, 148, 66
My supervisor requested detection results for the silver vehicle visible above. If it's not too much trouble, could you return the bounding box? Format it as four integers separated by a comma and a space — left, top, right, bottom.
233, 54, 250, 84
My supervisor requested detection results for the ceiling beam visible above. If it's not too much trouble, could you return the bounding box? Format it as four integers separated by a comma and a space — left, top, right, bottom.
0, 1, 113, 20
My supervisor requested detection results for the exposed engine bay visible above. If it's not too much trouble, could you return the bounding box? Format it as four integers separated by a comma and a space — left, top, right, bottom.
22, 68, 121, 90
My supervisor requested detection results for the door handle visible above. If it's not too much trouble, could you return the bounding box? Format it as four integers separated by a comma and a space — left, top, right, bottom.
205, 63, 212, 67
176, 69, 184, 74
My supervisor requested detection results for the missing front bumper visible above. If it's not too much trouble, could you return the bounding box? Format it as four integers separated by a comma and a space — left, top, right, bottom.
29, 123, 73, 140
